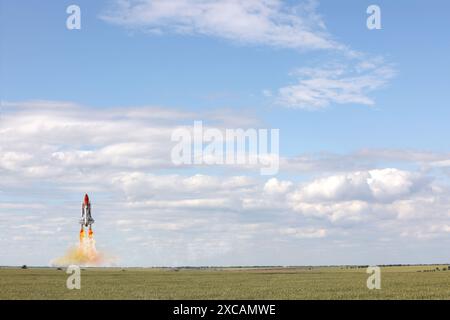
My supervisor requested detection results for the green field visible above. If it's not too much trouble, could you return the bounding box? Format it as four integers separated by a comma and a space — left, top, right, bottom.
1, 265, 450, 299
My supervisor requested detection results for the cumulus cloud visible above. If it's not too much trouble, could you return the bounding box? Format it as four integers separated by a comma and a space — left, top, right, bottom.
0, 100, 256, 180
2, 100, 450, 265
287, 168, 433, 222
263, 177, 293, 194
291, 169, 426, 203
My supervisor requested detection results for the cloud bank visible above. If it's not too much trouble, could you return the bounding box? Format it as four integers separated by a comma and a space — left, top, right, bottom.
1, 100, 450, 266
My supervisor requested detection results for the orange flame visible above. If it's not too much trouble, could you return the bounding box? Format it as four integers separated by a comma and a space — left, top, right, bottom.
88, 228, 94, 239
79, 228, 85, 242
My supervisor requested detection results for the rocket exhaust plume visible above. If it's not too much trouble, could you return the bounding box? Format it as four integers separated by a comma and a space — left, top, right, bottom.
53, 227, 109, 267
51, 194, 116, 267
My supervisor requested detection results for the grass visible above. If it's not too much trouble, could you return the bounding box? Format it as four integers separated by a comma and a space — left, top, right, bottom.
1, 265, 450, 299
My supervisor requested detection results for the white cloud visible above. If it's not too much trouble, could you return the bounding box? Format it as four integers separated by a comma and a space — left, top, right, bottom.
289, 200, 369, 222
0, 100, 231, 179
400, 224, 450, 240
2, 100, 450, 266
100, 1, 395, 110
291, 168, 425, 203
367, 169, 422, 202
276, 149, 450, 175
287, 168, 432, 222
263, 177, 292, 194
100, 0, 342, 51
280, 227, 327, 239
275, 59, 396, 109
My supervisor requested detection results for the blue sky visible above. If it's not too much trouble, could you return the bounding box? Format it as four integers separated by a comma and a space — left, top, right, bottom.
1, 0, 450, 266
2, 0, 450, 155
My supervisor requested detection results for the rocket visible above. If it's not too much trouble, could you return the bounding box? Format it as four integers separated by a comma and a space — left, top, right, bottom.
80, 194, 94, 230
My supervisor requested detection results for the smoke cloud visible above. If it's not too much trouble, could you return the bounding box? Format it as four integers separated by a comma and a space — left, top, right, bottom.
51, 230, 116, 267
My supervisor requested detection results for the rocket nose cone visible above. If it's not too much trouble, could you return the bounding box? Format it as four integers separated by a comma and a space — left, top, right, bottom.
84, 194, 89, 204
